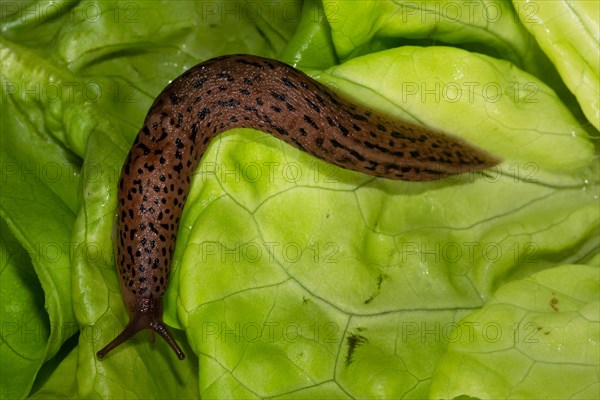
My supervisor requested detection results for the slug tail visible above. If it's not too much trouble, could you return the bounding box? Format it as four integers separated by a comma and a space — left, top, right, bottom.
97, 298, 185, 360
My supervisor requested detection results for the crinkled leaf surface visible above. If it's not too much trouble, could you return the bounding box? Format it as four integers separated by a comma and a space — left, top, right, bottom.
0, 40, 80, 398
328, 0, 539, 67
2, 0, 299, 398
324, 0, 582, 121
0, 220, 49, 400
430, 264, 600, 399
0, 0, 598, 399
281, 0, 338, 68
173, 46, 598, 398
513, 0, 600, 130
28, 340, 79, 400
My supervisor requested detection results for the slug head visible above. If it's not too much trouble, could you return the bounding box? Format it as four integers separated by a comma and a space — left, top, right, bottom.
96, 297, 185, 360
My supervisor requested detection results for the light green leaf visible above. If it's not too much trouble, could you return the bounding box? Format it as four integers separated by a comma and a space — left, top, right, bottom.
281, 0, 338, 68
324, 0, 581, 117
315, 46, 595, 179
172, 47, 598, 399
329, 0, 535, 64
430, 264, 600, 399
513, 0, 600, 130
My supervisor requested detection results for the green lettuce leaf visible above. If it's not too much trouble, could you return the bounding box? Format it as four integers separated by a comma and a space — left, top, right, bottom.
0, 42, 80, 397
323, 0, 583, 121
1, 0, 598, 399
430, 264, 600, 399
0, 220, 49, 400
171, 46, 597, 397
28, 341, 79, 400
512, 0, 600, 130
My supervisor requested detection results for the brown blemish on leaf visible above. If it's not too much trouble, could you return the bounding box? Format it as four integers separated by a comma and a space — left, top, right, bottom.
550, 292, 559, 312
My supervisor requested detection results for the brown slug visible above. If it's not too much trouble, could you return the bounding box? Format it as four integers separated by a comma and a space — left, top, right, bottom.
96, 54, 500, 360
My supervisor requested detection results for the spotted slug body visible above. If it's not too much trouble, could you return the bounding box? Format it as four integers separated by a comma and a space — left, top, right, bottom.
97, 54, 500, 360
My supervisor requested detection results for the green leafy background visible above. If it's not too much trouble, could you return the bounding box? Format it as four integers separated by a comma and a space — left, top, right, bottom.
1, 1, 598, 399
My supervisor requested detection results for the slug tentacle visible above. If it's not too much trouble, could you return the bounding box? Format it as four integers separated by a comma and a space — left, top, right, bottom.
98, 54, 500, 360
97, 298, 185, 359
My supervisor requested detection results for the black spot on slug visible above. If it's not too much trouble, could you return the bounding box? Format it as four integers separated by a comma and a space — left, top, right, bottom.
303, 115, 318, 130
198, 108, 210, 120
